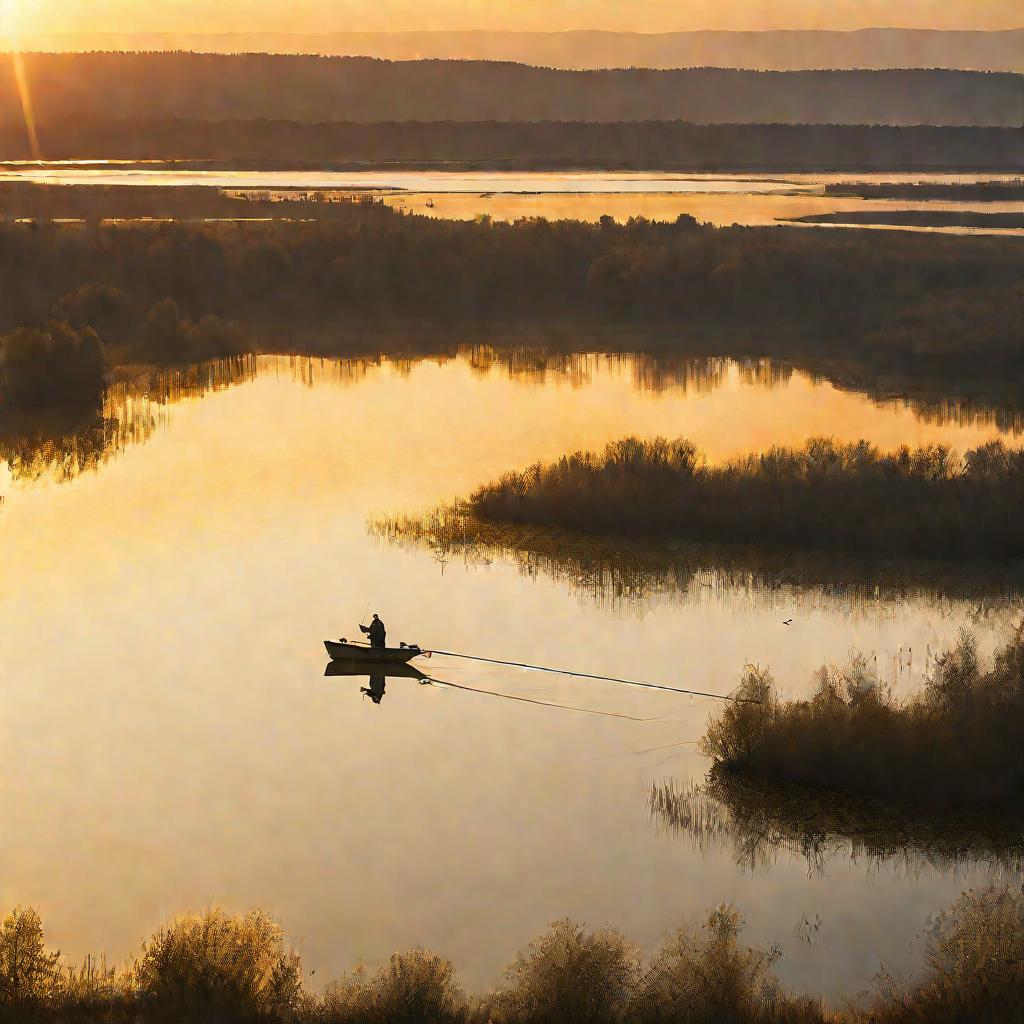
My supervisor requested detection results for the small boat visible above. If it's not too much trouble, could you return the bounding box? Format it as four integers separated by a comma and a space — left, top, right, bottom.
324, 639, 422, 663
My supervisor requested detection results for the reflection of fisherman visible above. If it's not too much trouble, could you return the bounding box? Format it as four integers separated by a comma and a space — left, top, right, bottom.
361, 674, 386, 704
360, 613, 386, 648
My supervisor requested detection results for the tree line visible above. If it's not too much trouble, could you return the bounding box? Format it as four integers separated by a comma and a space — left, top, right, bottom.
0, 211, 1018, 352
2, 118, 1021, 169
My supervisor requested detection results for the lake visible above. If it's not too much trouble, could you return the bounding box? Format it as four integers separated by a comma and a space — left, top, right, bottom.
3, 166, 1022, 234
2, 350, 1022, 1001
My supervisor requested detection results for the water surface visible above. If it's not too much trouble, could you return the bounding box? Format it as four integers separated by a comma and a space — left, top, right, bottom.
2, 351, 1022, 999
3, 167, 1022, 234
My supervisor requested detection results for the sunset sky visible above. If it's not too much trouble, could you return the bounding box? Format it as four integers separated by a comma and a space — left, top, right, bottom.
4, 0, 1022, 35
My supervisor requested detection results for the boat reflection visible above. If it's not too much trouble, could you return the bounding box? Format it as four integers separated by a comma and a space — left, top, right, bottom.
324, 658, 430, 705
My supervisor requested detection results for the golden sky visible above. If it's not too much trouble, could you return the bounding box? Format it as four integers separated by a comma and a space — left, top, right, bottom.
6, 0, 1022, 35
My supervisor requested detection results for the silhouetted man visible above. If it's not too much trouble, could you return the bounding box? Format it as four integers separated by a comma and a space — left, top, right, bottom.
361, 613, 386, 648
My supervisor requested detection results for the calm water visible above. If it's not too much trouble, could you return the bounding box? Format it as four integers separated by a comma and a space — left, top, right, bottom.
2, 166, 1022, 234
2, 351, 1022, 1000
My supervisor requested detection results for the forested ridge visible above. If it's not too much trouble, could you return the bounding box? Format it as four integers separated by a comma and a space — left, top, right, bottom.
1, 54, 1019, 126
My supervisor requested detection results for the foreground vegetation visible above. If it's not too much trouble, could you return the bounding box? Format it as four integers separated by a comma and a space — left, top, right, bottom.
0, 212, 1020, 405
702, 625, 1024, 812
3, 889, 1023, 1023
410, 436, 1024, 561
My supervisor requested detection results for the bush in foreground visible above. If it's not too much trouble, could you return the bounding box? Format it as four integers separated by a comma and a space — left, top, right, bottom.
871, 886, 1024, 1024
701, 626, 1024, 811
2, 894, 1024, 1023
135, 909, 303, 1023
492, 918, 641, 1024
317, 950, 467, 1024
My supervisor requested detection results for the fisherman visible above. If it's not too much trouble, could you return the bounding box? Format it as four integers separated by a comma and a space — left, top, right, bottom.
360, 613, 387, 648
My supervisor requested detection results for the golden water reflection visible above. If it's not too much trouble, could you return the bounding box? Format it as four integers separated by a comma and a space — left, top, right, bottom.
1, 349, 1022, 492
2, 345, 1023, 1000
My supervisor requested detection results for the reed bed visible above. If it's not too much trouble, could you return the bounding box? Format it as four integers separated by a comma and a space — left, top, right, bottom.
3, 893, 1023, 1024
375, 496, 1024, 613
446, 436, 1024, 561
701, 625, 1024, 812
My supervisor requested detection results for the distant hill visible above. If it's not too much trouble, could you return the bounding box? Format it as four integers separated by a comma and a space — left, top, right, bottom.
15, 29, 1024, 73
0, 54, 1020, 127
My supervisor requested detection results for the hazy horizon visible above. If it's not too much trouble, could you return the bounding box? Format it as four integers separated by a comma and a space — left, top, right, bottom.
3, 1, 1023, 36
6, 27, 1024, 73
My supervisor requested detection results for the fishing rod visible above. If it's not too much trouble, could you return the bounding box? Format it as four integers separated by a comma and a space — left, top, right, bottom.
337, 638, 758, 704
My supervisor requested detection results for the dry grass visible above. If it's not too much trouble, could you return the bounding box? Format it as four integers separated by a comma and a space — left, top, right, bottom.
445, 436, 1024, 561
701, 625, 1024, 811
4, 896, 1024, 1023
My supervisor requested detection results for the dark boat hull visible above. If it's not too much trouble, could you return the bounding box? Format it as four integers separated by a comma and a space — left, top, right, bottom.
324, 640, 421, 663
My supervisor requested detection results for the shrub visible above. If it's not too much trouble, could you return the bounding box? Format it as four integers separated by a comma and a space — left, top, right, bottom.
317, 950, 468, 1024
135, 908, 302, 1023
872, 886, 1024, 1024
700, 625, 1024, 810
493, 918, 641, 1024
0, 321, 106, 406
631, 906, 826, 1024
0, 907, 62, 1013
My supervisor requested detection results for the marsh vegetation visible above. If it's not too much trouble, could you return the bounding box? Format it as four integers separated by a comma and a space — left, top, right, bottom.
2, 892, 1023, 1024
384, 436, 1024, 561
701, 625, 1024, 812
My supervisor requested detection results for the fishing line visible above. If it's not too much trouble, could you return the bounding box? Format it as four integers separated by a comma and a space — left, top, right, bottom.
421, 675, 670, 721
419, 645, 757, 704
332, 640, 760, 704
592, 738, 702, 760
